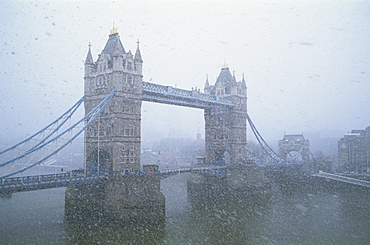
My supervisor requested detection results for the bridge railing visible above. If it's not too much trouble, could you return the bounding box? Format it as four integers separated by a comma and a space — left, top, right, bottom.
315, 171, 370, 188
143, 82, 168, 93
156, 165, 226, 179
0, 172, 106, 194
198, 93, 215, 101
158, 165, 227, 174
171, 87, 193, 97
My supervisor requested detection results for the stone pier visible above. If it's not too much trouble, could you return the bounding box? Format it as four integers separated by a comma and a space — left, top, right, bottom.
65, 174, 165, 223
187, 165, 271, 200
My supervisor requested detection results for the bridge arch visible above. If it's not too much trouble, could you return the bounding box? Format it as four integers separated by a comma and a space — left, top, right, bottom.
214, 149, 231, 166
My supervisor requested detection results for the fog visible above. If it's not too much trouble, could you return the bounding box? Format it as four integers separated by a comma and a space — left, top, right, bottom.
1, 0, 370, 145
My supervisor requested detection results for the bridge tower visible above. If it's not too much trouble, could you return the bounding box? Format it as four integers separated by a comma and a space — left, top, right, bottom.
278, 134, 310, 163
84, 26, 143, 176
203, 64, 247, 165
66, 26, 165, 223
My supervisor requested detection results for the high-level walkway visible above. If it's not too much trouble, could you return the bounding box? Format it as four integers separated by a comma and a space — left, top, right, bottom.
142, 81, 234, 109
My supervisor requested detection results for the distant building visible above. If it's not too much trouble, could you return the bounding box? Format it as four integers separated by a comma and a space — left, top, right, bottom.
278, 134, 310, 163
141, 133, 205, 167
338, 126, 370, 173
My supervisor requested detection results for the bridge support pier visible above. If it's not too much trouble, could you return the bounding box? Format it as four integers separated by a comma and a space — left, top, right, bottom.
65, 174, 165, 223
187, 165, 271, 200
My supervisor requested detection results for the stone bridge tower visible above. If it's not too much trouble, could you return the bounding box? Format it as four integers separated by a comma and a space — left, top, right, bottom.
66, 26, 165, 223
278, 134, 310, 163
203, 64, 247, 165
84, 26, 143, 176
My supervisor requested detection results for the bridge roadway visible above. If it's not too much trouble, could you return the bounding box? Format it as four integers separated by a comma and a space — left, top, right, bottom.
2, 167, 369, 195
0, 166, 227, 194
0, 172, 105, 194
314, 171, 370, 188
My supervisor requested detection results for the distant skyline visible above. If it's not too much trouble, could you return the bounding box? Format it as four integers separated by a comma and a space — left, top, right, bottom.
1, 0, 369, 147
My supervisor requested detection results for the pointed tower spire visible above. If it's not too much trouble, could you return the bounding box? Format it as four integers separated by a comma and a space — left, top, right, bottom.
204, 74, 211, 94
84, 43, 95, 78
242, 72, 247, 88
134, 39, 143, 62
85, 42, 94, 64
134, 39, 143, 75
103, 24, 125, 56
205, 74, 210, 87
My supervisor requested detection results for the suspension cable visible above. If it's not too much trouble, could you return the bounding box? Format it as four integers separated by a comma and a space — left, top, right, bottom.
0, 96, 85, 156
246, 113, 285, 163
0, 90, 114, 178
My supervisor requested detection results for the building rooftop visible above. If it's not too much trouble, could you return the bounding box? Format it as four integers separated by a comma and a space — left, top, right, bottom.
102, 33, 126, 59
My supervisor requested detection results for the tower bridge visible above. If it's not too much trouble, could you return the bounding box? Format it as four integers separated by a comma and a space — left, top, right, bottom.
2, 27, 367, 223
84, 29, 248, 176
79, 28, 250, 221
0, 27, 252, 222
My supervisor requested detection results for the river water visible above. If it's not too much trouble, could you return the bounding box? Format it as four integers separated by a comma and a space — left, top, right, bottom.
0, 173, 369, 244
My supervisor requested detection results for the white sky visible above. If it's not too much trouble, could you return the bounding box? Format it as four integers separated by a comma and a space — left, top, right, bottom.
1, 0, 370, 146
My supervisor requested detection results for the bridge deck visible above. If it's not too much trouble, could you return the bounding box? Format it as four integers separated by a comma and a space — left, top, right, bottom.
0, 173, 104, 194
2, 167, 369, 194
0, 166, 227, 194
314, 171, 370, 188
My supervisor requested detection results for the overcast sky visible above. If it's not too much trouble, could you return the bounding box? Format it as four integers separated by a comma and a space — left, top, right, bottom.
1, 0, 370, 146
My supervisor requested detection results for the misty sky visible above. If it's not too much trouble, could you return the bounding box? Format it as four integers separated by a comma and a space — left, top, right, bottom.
1, 0, 370, 146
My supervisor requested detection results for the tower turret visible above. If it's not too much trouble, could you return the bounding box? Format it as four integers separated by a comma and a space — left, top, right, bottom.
84, 43, 95, 77
134, 40, 143, 76
204, 74, 211, 94
84, 43, 96, 95
241, 73, 247, 88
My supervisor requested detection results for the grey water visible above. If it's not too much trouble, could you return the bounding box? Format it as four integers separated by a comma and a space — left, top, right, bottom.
0, 173, 369, 244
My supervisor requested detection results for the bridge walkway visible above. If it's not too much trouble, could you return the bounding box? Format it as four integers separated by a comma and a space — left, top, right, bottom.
0, 165, 227, 194
0, 172, 105, 194
142, 81, 234, 109
158, 166, 226, 179
314, 171, 370, 188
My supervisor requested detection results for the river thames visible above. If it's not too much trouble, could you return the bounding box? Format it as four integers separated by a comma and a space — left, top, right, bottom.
0, 173, 369, 244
